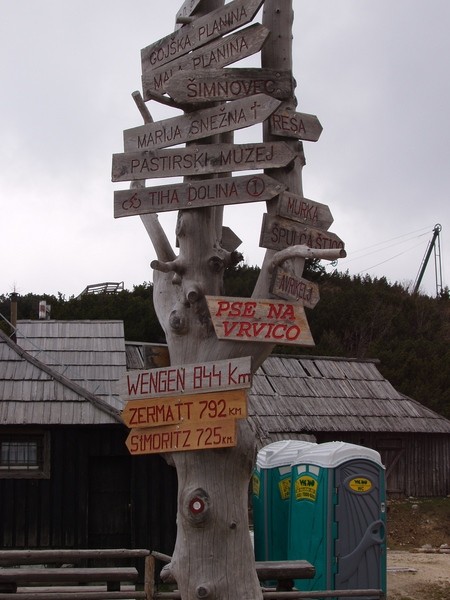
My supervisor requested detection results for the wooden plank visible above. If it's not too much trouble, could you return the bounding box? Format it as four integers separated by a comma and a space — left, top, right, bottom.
270, 268, 320, 308
0, 567, 138, 584
175, 0, 203, 24
270, 107, 323, 142
1, 594, 146, 600
259, 213, 345, 252
255, 560, 315, 580
221, 226, 242, 252
165, 68, 294, 104
123, 94, 281, 152
205, 296, 314, 346
126, 419, 237, 455
117, 356, 252, 401
141, 0, 265, 72
122, 389, 248, 429
114, 174, 285, 218
277, 191, 334, 230
142, 23, 269, 97
112, 142, 296, 182
0, 549, 150, 565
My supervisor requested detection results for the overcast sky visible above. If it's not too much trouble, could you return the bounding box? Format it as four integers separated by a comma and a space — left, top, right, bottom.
1, 0, 448, 301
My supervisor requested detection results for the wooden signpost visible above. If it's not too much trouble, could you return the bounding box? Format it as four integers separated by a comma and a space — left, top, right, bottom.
270, 268, 320, 308
126, 419, 237, 455
142, 23, 270, 96
123, 94, 281, 152
270, 108, 323, 142
114, 174, 285, 218
276, 191, 334, 230
259, 213, 345, 252
122, 389, 248, 429
165, 68, 294, 104
112, 142, 296, 182
118, 356, 252, 401
141, 0, 265, 72
175, 0, 203, 27
205, 296, 314, 346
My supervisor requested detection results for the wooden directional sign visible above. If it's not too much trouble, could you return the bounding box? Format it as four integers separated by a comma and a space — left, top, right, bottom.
270, 108, 323, 142
175, 0, 203, 26
206, 296, 314, 347
122, 389, 248, 430
259, 214, 345, 252
270, 268, 320, 309
118, 356, 252, 401
142, 23, 269, 97
221, 226, 242, 252
166, 69, 294, 104
141, 0, 265, 72
277, 191, 334, 231
114, 174, 285, 218
123, 94, 281, 152
112, 142, 296, 183
126, 419, 237, 455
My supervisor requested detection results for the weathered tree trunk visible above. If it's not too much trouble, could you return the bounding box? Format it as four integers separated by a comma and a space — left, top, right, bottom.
144, 2, 299, 598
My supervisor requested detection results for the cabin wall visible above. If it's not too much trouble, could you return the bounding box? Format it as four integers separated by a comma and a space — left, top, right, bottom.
0, 425, 177, 553
316, 431, 450, 498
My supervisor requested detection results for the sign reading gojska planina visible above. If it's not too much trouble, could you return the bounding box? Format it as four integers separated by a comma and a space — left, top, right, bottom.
165, 68, 294, 104
141, 0, 265, 72
143, 24, 270, 97
126, 419, 237, 455
112, 142, 296, 182
259, 213, 345, 252
123, 94, 282, 152
114, 174, 285, 218
117, 356, 252, 401
206, 296, 314, 346
122, 389, 248, 430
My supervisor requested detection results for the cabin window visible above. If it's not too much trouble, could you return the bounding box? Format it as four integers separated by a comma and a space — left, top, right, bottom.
0, 431, 50, 478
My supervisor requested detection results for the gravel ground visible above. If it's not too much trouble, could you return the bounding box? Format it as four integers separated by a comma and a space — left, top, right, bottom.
387, 550, 450, 599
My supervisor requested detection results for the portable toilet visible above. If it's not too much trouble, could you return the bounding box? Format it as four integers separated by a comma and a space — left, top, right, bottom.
288, 441, 386, 598
252, 440, 316, 561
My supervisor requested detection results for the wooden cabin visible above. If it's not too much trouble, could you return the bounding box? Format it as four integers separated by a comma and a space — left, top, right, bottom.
0, 321, 177, 552
248, 354, 450, 497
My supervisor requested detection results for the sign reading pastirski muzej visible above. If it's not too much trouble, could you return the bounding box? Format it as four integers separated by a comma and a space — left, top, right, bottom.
112, 142, 296, 182
114, 174, 285, 218
123, 94, 281, 152
141, 0, 265, 72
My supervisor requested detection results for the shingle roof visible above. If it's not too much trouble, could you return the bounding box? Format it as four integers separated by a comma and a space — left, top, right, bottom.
248, 354, 450, 445
0, 321, 127, 425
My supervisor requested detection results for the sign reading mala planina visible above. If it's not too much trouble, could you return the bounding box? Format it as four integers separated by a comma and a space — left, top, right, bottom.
142, 24, 270, 96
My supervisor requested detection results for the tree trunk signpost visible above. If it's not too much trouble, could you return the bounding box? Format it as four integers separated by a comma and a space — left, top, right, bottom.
112, 1, 346, 598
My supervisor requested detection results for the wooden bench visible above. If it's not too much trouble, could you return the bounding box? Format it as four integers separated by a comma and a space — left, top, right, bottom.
0, 549, 151, 599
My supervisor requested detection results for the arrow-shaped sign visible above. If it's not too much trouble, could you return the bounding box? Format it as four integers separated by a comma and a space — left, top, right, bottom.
114, 174, 285, 218
123, 94, 281, 152
270, 107, 323, 142
112, 142, 297, 183
165, 68, 294, 104
143, 23, 270, 97
276, 191, 334, 230
270, 268, 320, 309
141, 0, 265, 72
259, 214, 345, 252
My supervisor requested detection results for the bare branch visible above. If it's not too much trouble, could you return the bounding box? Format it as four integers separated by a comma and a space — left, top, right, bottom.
271, 246, 346, 272
132, 91, 153, 124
